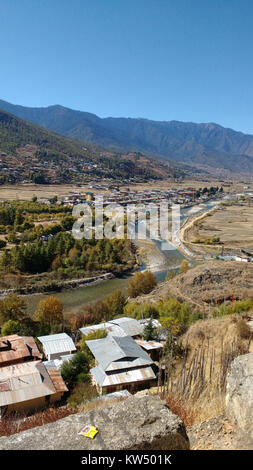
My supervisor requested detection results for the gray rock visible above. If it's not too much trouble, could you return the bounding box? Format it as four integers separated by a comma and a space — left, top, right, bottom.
0, 395, 189, 450
226, 353, 253, 439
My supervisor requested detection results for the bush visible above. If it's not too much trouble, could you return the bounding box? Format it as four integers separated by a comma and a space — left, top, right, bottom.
0, 240, 7, 249
127, 270, 157, 298
123, 302, 159, 319
67, 383, 98, 406
60, 351, 90, 390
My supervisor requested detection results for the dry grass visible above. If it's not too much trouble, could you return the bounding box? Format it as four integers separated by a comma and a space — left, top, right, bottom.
0, 406, 78, 437
0, 397, 126, 437
159, 314, 252, 425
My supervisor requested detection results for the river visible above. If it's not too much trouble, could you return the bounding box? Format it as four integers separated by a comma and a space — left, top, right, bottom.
25, 198, 221, 316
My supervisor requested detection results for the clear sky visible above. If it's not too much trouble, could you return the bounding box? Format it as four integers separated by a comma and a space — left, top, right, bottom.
0, 0, 253, 133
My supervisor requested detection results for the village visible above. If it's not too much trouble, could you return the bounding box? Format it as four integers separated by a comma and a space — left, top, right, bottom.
0, 316, 165, 417
62, 184, 222, 208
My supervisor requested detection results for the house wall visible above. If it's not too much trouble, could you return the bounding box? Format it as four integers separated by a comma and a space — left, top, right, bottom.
2, 393, 63, 416
4, 396, 47, 415
101, 378, 157, 395
47, 351, 74, 361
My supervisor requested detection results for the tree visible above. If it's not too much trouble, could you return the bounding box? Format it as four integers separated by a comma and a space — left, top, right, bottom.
34, 295, 63, 330
60, 351, 90, 390
0, 294, 27, 325
105, 289, 127, 318
127, 270, 157, 298
123, 302, 159, 319
67, 383, 98, 406
1, 319, 20, 336
143, 318, 158, 341
179, 259, 190, 274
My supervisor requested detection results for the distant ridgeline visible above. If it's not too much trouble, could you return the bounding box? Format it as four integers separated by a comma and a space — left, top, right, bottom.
0, 108, 176, 184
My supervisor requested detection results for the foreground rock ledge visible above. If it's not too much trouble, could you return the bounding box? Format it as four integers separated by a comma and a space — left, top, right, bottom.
226, 353, 253, 440
0, 395, 189, 450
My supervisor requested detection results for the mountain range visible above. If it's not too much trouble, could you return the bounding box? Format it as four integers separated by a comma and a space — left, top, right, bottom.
1, 98, 253, 175
0, 108, 174, 184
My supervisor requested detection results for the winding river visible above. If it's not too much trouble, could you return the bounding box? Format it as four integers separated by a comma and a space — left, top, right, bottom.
25, 199, 221, 315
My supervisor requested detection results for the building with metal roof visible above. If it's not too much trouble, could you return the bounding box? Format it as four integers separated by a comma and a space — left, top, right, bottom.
0, 361, 68, 416
0, 335, 42, 367
86, 335, 157, 394
37, 333, 76, 360
44, 353, 77, 370
109, 317, 144, 337
79, 317, 144, 338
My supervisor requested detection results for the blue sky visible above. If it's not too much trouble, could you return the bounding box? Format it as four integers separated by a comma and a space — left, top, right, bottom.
0, 0, 253, 133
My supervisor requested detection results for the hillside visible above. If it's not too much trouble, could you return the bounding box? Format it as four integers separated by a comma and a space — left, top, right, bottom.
131, 260, 253, 309
0, 109, 175, 184
1, 99, 253, 174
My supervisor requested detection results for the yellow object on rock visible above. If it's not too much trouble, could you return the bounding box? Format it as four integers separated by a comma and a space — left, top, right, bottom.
84, 426, 99, 439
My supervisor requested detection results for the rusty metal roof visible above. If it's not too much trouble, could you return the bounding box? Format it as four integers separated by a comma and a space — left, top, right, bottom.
0, 361, 67, 407
135, 340, 164, 351
46, 367, 68, 393
0, 335, 42, 366
91, 365, 156, 387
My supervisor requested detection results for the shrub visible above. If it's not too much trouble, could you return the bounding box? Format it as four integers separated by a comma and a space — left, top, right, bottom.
67, 383, 98, 407
127, 270, 157, 298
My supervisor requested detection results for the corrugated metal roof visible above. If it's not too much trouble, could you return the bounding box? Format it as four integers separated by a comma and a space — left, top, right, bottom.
86, 335, 153, 372
46, 367, 68, 393
91, 365, 156, 387
79, 322, 126, 337
38, 333, 76, 356
79, 317, 144, 338
0, 335, 42, 366
135, 340, 164, 351
109, 317, 144, 337
44, 354, 76, 370
0, 361, 64, 407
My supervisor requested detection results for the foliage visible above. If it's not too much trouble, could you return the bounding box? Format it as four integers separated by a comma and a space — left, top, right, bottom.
123, 302, 159, 319
179, 259, 190, 274
0, 294, 27, 325
212, 298, 253, 317
127, 270, 157, 298
1, 320, 20, 336
60, 351, 90, 390
143, 318, 158, 341
156, 298, 199, 334
104, 289, 127, 318
67, 383, 98, 407
34, 295, 63, 329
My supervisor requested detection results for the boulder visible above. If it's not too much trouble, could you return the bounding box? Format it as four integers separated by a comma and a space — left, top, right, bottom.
0, 395, 189, 450
226, 353, 253, 439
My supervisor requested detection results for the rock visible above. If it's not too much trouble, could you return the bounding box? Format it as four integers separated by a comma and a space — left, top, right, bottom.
0, 395, 189, 450
226, 353, 253, 440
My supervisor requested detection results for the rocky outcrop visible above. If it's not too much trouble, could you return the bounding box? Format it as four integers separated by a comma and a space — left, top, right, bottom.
226, 353, 253, 440
0, 395, 189, 450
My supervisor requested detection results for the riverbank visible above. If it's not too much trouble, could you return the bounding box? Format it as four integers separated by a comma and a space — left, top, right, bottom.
0, 272, 115, 297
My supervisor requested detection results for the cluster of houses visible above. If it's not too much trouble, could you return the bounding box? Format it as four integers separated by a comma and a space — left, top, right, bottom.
0, 333, 74, 417
62, 186, 214, 208
0, 317, 164, 417
80, 317, 163, 395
